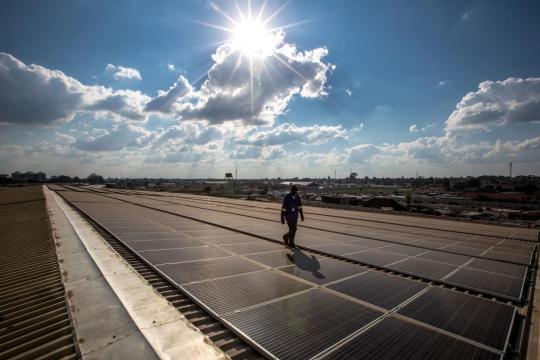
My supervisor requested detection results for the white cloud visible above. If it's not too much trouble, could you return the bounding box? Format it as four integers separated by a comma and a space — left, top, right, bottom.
445, 77, 540, 134
167, 64, 175, 71
240, 123, 362, 147
438, 80, 451, 87
105, 64, 142, 80
153, 122, 223, 147
145, 76, 192, 113
345, 89, 352, 96
0, 53, 149, 125
74, 124, 154, 151
409, 123, 434, 133
153, 30, 333, 126
229, 145, 262, 159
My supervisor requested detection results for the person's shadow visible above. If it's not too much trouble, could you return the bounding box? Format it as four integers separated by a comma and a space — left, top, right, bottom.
287, 249, 324, 280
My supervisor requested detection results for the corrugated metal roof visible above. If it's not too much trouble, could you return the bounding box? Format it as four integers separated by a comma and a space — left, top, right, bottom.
0, 186, 78, 360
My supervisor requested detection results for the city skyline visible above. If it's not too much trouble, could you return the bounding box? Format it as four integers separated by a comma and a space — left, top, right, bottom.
1, 0, 539, 178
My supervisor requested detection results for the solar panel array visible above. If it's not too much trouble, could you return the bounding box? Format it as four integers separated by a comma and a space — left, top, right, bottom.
95, 190, 532, 301
54, 187, 537, 359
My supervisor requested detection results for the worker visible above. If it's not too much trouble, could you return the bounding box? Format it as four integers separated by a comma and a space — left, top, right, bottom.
281, 185, 304, 248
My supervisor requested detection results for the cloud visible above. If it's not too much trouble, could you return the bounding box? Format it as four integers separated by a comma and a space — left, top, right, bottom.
105, 64, 142, 80
153, 30, 333, 126
438, 80, 451, 87
347, 144, 384, 163
229, 146, 262, 159
240, 123, 362, 146
167, 64, 175, 71
0, 53, 149, 125
74, 124, 153, 151
345, 89, 352, 96
409, 123, 434, 133
153, 122, 223, 147
145, 76, 192, 113
445, 77, 540, 134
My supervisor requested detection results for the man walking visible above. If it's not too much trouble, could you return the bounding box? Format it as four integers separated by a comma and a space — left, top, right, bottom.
281, 185, 304, 248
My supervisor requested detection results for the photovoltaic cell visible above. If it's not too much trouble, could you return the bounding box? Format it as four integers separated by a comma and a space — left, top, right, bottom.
158, 256, 264, 284
382, 244, 428, 256
466, 258, 527, 278
344, 249, 408, 267
183, 270, 311, 315
138, 246, 231, 265
195, 234, 261, 245
310, 242, 370, 255
223, 289, 382, 360
483, 250, 531, 265
418, 251, 471, 266
446, 267, 523, 300
245, 250, 321, 268
398, 287, 514, 350
218, 241, 285, 255
328, 271, 428, 310
279, 257, 367, 285
126, 238, 206, 251
388, 258, 458, 280
324, 317, 500, 360
119, 232, 190, 241
443, 245, 485, 256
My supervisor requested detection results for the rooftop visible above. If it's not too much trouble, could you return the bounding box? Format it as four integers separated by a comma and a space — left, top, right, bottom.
2, 184, 539, 359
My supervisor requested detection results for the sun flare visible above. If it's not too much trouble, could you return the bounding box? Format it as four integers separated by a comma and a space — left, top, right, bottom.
231, 19, 275, 57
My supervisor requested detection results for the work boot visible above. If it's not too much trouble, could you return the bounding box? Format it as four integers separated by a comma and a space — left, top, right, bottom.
282, 233, 290, 247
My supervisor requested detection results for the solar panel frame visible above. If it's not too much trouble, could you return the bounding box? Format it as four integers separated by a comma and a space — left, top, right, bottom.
397, 287, 516, 350
279, 257, 368, 285
445, 268, 525, 301
344, 249, 409, 266
327, 271, 428, 310
137, 246, 232, 265
321, 316, 501, 360
182, 270, 312, 315
388, 257, 458, 280
222, 289, 383, 360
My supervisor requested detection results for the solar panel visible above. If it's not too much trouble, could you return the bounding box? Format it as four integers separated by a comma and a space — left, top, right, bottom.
245, 250, 321, 268
323, 316, 500, 360
219, 241, 285, 255
466, 258, 527, 278
158, 256, 264, 284
222, 289, 382, 360
310, 242, 370, 255
138, 246, 231, 265
183, 270, 311, 315
126, 238, 206, 251
383, 244, 428, 256
328, 271, 428, 310
398, 287, 514, 350
483, 250, 531, 265
119, 232, 191, 241
279, 257, 367, 285
446, 268, 524, 300
442, 244, 485, 256
194, 234, 261, 245
345, 238, 390, 248
388, 258, 458, 280
417, 251, 471, 266
344, 249, 408, 266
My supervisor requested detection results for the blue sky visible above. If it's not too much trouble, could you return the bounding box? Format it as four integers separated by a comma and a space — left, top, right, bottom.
0, 0, 539, 178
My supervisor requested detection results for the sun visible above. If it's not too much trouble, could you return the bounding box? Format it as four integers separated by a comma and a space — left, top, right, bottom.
231, 18, 275, 57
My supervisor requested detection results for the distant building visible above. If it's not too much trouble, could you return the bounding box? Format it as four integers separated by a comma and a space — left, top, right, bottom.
350, 172, 358, 180
11, 171, 47, 182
